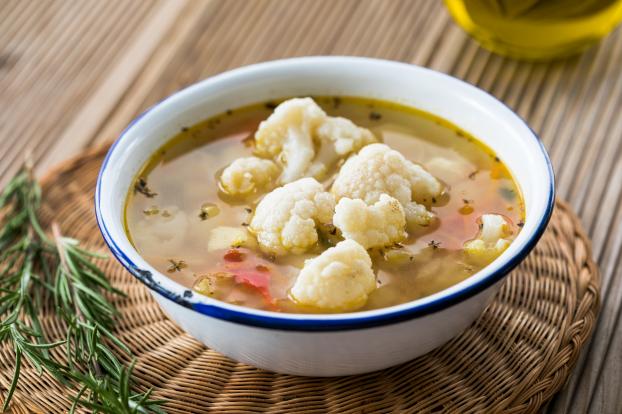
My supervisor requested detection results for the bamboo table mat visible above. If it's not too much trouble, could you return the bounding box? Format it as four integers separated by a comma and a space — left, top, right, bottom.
1, 1, 621, 412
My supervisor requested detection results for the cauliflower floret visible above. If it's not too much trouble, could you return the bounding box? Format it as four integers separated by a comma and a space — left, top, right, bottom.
333, 194, 406, 249
331, 143, 443, 226
319, 116, 376, 155
254, 98, 325, 184
308, 116, 377, 178
403, 202, 436, 227
249, 177, 335, 255
464, 214, 512, 263
290, 239, 376, 311
255, 98, 377, 183
219, 156, 279, 196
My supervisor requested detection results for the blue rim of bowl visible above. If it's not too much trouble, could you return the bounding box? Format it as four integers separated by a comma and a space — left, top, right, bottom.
95, 57, 555, 332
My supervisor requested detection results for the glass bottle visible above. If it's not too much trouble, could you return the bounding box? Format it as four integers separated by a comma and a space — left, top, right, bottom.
444, 0, 622, 60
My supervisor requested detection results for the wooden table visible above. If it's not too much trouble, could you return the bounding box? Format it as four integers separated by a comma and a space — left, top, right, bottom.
2, 1, 620, 412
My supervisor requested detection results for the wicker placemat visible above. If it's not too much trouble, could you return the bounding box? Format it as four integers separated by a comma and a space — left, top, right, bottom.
0, 144, 600, 413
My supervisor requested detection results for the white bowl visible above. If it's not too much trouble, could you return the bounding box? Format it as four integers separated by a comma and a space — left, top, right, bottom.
95, 57, 554, 376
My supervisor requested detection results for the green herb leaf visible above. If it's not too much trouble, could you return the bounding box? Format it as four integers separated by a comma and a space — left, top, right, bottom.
0, 165, 164, 413
499, 187, 516, 201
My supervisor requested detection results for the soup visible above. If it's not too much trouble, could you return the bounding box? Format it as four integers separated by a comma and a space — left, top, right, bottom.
125, 96, 524, 313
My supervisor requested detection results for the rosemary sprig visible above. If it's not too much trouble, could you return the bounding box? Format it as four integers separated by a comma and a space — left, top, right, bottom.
0, 166, 164, 413
69, 361, 163, 414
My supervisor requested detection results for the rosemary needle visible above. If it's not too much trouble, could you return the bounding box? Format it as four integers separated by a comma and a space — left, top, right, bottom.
0, 167, 164, 413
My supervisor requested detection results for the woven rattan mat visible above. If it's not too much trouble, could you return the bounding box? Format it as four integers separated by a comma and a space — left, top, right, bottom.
1, 145, 599, 413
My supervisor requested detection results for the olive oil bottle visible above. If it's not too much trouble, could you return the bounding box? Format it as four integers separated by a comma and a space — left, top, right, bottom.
444, 0, 622, 60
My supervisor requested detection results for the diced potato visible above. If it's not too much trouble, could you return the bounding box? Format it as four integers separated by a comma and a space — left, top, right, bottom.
207, 226, 256, 251
193, 272, 235, 298
425, 156, 472, 184
383, 248, 414, 266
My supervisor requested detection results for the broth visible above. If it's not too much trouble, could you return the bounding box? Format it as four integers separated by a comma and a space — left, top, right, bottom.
124, 97, 524, 313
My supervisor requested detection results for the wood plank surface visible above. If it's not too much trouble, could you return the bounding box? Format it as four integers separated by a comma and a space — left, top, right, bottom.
1, 1, 621, 412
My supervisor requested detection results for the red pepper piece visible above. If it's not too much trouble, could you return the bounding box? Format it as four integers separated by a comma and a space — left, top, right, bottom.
224, 249, 245, 262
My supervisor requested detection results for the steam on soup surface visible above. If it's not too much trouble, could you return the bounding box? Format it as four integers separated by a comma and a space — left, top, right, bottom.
125, 97, 524, 313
